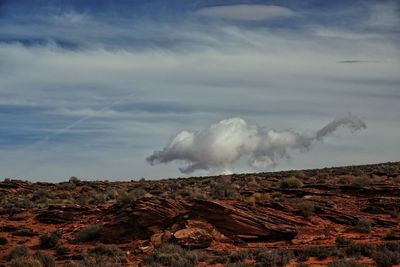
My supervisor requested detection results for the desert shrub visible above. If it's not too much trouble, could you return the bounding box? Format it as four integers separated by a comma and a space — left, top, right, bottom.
61, 261, 76, 267
208, 255, 229, 264
88, 244, 127, 263
116, 188, 147, 206
174, 186, 206, 200
280, 177, 303, 189
298, 201, 315, 218
74, 225, 102, 243
254, 250, 293, 267
40, 230, 61, 248
56, 246, 70, 257
345, 243, 374, 257
229, 250, 251, 262
328, 259, 367, 267
335, 175, 354, 185
79, 255, 117, 267
353, 219, 372, 234
69, 176, 80, 185
351, 175, 372, 188
211, 181, 236, 199
315, 173, 329, 184
248, 177, 259, 187
10, 258, 42, 267
7, 198, 34, 209
390, 209, 398, 219
383, 242, 400, 252
298, 246, 336, 261
384, 229, 397, 240
227, 262, 248, 267
56, 182, 76, 190
9, 245, 29, 260
143, 243, 197, 267
31, 189, 49, 202
271, 192, 283, 200
372, 249, 400, 267
34, 252, 55, 267
0, 236, 7, 245
335, 237, 353, 247
85, 191, 108, 205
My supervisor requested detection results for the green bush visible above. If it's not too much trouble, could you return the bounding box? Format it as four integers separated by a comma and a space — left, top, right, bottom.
280, 177, 303, 189
9, 245, 29, 260
74, 225, 102, 243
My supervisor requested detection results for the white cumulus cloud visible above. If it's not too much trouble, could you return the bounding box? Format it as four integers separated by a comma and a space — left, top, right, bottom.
147, 114, 366, 174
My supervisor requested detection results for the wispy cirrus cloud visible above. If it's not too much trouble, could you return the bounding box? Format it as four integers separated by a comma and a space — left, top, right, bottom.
197, 5, 296, 21
0, 0, 398, 180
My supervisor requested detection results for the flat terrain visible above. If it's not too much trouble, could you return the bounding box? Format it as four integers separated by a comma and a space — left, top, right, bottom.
1, 162, 400, 266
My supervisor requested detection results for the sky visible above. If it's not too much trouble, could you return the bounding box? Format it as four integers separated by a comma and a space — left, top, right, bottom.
0, 0, 399, 181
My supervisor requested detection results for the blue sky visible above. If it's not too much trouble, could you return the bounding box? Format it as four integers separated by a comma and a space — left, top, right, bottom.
0, 0, 399, 181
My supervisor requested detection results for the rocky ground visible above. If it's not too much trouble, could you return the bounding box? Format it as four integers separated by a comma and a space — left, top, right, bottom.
0, 162, 400, 266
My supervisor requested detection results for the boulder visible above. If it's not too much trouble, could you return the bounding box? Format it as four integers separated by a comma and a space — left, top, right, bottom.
191, 200, 298, 241
173, 227, 212, 249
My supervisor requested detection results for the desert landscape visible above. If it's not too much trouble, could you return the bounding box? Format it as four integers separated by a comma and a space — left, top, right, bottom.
1, 0, 399, 266
1, 161, 399, 266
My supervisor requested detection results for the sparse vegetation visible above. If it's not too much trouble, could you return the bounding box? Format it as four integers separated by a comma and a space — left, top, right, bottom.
335, 237, 353, 247
88, 244, 127, 263
0, 236, 7, 245
34, 252, 56, 267
0, 162, 399, 266
254, 249, 293, 267
372, 249, 400, 267
353, 219, 372, 234
116, 188, 147, 205
280, 177, 303, 188
9, 245, 29, 260
328, 259, 367, 267
10, 258, 42, 267
297, 201, 315, 218
74, 225, 102, 243
56, 246, 70, 257
351, 175, 372, 188
40, 230, 61, 248
229, 250, 251, 262
143, 243, 197, 267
